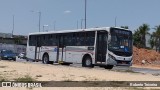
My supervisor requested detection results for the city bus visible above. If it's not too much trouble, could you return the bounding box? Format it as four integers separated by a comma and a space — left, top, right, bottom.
26, 27, 133, 69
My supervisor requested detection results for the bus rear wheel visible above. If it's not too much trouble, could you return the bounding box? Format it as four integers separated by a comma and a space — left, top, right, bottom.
42, 54, 49, 64
82, 56, 94, 68
104, 65, 113, 69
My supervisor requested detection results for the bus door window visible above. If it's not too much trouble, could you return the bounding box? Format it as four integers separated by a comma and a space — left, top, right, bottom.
96, 31, 107, 62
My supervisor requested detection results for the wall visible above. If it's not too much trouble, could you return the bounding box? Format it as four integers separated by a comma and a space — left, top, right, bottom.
0, 43, 26, 54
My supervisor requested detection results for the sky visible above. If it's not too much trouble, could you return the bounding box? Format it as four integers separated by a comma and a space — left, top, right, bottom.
0, 0, 160, 35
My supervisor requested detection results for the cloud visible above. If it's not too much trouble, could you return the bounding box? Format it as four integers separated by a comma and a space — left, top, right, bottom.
64, 10, 71, 14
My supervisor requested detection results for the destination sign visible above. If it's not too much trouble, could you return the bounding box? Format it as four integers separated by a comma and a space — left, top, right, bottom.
111, 28, 132, 35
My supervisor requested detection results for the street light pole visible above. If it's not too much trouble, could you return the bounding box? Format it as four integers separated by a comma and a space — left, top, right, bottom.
81, 19, 84, 29
84, 0, 87, 29
31, 11, 41, 32
12, 15, 14, 37
115, 17, 117, 27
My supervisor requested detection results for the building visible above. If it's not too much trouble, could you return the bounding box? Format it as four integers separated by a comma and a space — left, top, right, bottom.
0, 32, 27, 54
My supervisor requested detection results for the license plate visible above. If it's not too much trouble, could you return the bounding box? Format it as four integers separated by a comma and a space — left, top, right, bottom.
121, 61, 126, 64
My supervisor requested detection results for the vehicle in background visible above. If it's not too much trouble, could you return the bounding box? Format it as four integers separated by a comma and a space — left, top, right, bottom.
18, 52, 26, 59
0, 50, 16, 61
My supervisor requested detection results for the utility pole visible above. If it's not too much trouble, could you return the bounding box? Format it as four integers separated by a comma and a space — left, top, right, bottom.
115, 17, 117, 27
12, 15, 14, 37
77, 20, 79, 29
38, 12, 41, 32
84, 0, 87, 29
81, 19, 84, 29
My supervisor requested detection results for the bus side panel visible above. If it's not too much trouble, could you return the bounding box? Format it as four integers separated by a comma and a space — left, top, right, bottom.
65, 46, 73, 63
58, 48, 66, 62
65, 46, 94, 63
37, 47, 41, 60
41, 46, 57, 62
26, 46, 35, 60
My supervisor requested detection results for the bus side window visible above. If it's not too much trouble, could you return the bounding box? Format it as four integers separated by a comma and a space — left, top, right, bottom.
37, 35, 41, 47
53, 35, 57, 46
29, 35, 36, 46
76, 33, 80, 46
41, 35, 46, 46
86, 31, 95, 46
64, 34, 68, 46
65, 33, 72, 46
49, 34, 57, 46
72, 33, 76, 46
77, 32, 85, 46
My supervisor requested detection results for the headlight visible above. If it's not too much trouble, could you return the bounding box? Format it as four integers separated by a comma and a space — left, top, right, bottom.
4, 55, 8, 57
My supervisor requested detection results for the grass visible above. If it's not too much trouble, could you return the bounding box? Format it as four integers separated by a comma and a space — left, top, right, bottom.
112, 69, 139, 73
36, 75, 42, 77
124, 69, 139, 73
14, 75, 36, 82
0, 76, 8, 81
0, 66, 7, 68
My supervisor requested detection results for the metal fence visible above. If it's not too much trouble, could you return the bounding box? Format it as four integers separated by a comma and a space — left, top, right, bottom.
0, 43, 26, 54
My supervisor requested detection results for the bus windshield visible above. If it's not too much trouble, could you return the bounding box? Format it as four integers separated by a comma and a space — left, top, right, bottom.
108, 28, 132, 56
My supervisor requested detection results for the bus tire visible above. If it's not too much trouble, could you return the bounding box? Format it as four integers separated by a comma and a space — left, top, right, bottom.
42, 54, 49, 64
26, 58, 29, 62
82, 56, 94, 68
104, 65, 113, 69
61, 63, 70, 66
13, 58, 16, 61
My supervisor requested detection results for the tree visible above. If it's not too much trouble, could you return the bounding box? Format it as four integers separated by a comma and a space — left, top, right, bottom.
14, 37, 22, 45
153, 25, 160, 52
133, 29, 143, 48
137, 24, 150, 48
133, 24, 150, 48
149, 38, 155, 49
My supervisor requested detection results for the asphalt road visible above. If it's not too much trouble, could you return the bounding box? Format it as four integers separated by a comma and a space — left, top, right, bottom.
14, 57, 160, 76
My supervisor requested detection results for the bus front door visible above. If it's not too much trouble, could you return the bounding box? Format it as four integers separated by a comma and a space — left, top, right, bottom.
95, 31, 108, 63
56, 35, 65, 63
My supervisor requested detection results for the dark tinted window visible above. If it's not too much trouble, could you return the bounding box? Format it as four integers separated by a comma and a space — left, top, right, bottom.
85, 31, 95, 46
49, 34, 57, 46
29, 31, 95, 46
65, 33, 74, 46
29, 35, 37, 46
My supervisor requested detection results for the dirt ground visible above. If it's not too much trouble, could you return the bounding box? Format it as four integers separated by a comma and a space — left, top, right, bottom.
133, 47, 160, 66
0, 60, 160, 90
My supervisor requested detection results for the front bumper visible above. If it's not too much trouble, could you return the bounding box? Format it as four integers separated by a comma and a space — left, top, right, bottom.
107, 57, 132, 66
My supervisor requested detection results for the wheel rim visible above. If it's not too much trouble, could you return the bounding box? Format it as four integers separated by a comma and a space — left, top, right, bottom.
44, 56, 48, 64
85, 59, 91, 66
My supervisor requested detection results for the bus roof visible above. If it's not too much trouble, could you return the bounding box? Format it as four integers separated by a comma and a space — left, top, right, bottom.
28, 27, 130, 35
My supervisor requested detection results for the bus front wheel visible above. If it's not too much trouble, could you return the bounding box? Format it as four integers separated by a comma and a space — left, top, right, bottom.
82, 56, 94, 68
42, 54, 49, 64
104, 65, 113, 69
